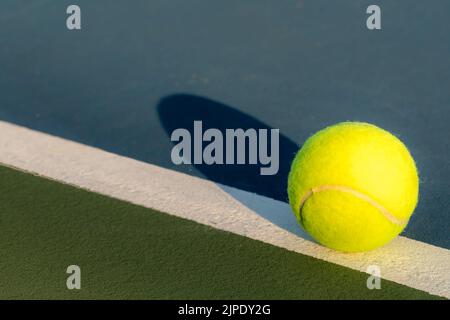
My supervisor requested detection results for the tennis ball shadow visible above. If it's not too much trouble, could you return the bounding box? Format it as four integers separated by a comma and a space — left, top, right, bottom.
157, 94, 313, 240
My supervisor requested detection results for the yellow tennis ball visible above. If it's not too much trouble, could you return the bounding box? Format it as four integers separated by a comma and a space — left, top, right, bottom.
288, 122, 419, 252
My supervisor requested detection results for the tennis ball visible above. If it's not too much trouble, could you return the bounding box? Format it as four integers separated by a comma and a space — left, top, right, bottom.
288, 122, 419, 252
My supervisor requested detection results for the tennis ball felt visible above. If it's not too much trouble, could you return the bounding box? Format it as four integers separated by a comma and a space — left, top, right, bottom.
288, 122, 419, 252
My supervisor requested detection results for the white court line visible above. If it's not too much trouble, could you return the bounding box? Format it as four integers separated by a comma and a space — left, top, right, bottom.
0, 120, 449, 298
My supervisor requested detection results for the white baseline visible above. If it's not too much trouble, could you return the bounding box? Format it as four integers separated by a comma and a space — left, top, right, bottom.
0, 120, 448, 298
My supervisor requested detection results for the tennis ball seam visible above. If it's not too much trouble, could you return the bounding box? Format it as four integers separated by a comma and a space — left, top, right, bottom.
298, 185, 408, 227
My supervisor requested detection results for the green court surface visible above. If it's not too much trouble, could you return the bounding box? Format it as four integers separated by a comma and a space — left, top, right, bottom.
0, 165, 439, 299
